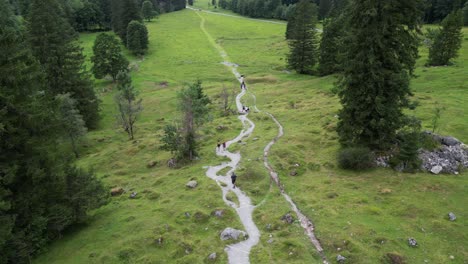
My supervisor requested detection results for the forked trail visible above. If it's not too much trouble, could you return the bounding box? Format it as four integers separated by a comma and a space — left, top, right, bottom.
194, 9, 327, 264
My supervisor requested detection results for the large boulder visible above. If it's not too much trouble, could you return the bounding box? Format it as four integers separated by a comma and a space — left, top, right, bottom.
419, 144, 468, 174
441, 136, 461, 146
281, 213, 295, 224
220, 228, 247, 241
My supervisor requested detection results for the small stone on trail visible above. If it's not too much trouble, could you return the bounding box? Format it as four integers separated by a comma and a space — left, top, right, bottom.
252, 137, 259, 141
220, 227, 247, 241
147, 160, 157, 168
129, 192, 137, 199
186, 180, 198, 188
110, 187, 124, 196
408, 238, 418, 247
430, 165, 443, 174
281, 213, 294, 224
337, 254, 346, 263
208, 252, 217, 260
448, 212, 456, 221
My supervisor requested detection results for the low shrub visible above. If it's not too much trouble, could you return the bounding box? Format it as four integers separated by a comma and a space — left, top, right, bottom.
338, 147, 375, 170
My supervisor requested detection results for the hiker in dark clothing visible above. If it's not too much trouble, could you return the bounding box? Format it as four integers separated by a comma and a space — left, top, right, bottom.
222, 142, 227, 150
231, 172, 237, 188
217, 142, 221, 150
240, 75, 246, 90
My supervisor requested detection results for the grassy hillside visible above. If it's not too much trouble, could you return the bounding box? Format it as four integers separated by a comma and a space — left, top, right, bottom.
35, 7, 467, 264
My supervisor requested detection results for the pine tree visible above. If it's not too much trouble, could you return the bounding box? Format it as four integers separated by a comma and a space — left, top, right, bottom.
27, 0, 100, 129
319, 0, 332, 19
464, 1, 468, 26
318, 13, 346, 76
111, 0, 141, 43
287, 0, 319, 74
127, 20, 149, 55
427, 10, 463, 66
142, 0, 157, 21
337, 0, 422, 150
91, 33, 129, 81
55, 93, 88, 158
115, 71, 143, 140
0, 1, 106, 261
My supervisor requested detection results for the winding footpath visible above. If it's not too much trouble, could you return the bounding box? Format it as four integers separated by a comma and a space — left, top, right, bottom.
194, 9, 328, 264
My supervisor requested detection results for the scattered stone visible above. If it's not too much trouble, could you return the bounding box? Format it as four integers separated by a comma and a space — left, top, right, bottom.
281, 213, 294, 224
129, 192, 137, 199
220, 227, 247, 241
448, 212, 456, 221
408, 238, 418, 247
167, 158, 177, 168
380, 188, 392, 194
216, 125, 227, 131
449, 255, 454, 260
185, 212, 191, 218
155, 237, 163, 245
337, 254, 346, 263
289, 170, 298, 176
252, 137, 259, 141
212, 209, 224, 218
265, 224, 272, 230
159, 81, 168, 87
267, 238, 274, 244
110, 187, 124, 196
294, 163, 300, 167
147, 160, 157, 168
208, 252, 217, 260
186, 180, 198, 188
430, 165, 443, 174
441, 136, 461, 146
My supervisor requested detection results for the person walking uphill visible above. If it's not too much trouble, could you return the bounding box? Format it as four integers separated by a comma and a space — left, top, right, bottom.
231, 172, 237, 189
240, 75, 246, 90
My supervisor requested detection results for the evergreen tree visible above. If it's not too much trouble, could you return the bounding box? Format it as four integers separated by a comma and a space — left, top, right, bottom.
111, 0, 141, 43
464, 1, 468, 25
55, 93, 88, 158
27, 0, 100, 129
142, 0, 157, 21
337, 0, 422, 150
188, 0, 194, 5
74, 1, 103, 31
318, 12, 346, 76
91, 33, 129, 81
127, 20, 149, 55
212, 0, 216, 6
427, 10, 463, 66
0, 1, 106, 261
287, 0, 319, 74
115, 71, 143, 140
319, 0, 332, 19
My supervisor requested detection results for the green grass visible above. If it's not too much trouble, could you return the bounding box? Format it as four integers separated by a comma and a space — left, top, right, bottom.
35, 9, 468, 264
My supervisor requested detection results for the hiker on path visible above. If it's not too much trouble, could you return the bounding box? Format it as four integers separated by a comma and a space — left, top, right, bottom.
217, 142, 221, 150
222, 142, 227, 150
231, 172, 237, 189
240, 75, 246, 90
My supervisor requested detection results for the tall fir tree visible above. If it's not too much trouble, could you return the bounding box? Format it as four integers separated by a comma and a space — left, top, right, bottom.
115, 71, 143, 140
0, 0, 107, 261
464, 1, 468, 25
27, 0, 100, 129
287, 0, 319, 74
337, 0, 422, 150
318, 12, 346, 76
319, 0, 332, 19
427, 10, 463, 66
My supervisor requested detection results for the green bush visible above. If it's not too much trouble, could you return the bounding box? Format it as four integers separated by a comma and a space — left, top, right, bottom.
338, 147, 375, 170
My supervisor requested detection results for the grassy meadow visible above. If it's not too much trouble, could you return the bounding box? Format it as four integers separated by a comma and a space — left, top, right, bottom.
34, 6, 467, 264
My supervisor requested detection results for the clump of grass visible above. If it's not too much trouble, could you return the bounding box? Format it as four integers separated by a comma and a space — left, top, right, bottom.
338, 147, 375, 170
